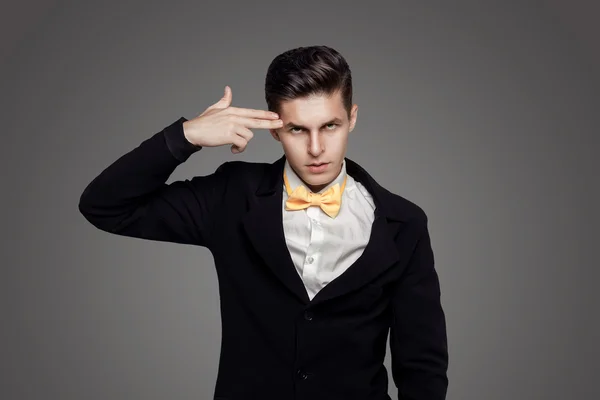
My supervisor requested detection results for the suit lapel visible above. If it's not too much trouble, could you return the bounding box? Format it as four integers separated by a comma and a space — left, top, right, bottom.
311, 158, 408, 305
242, 156, 310, 304
309, 216, 401, 305
242, 155, 408, 306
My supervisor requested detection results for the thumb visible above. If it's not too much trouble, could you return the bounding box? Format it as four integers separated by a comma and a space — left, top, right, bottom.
212, 85, 232, 109
199, 86, 232, 117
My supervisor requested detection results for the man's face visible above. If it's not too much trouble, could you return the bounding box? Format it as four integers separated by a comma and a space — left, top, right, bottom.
270, 90, 358, 192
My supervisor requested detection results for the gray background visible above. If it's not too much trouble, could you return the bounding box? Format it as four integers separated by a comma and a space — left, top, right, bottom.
1, 1, 599, 399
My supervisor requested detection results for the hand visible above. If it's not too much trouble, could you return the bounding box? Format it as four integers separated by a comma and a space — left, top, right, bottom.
182, 86, 283, 154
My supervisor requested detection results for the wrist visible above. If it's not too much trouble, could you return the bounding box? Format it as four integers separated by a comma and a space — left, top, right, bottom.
163, 117, 201, 163
182, 121, 200, 147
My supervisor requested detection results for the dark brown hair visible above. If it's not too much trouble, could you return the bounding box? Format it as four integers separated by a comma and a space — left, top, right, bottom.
264, 45, 353, 117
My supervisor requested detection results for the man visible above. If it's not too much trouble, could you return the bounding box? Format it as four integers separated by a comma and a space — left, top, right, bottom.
79, 45, 448, 400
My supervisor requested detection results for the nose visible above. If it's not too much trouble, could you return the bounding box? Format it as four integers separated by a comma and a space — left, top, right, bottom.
308, 130, 323, 157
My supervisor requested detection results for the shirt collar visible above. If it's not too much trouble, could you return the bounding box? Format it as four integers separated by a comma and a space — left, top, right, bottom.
284, 159, 348, 194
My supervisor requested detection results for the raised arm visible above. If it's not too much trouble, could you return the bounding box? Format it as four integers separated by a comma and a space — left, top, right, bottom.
78, 86, 283, 248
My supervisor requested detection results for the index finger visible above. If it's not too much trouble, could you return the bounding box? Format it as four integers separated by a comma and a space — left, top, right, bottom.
237, 116, 284, 130
227, 106, 279, 119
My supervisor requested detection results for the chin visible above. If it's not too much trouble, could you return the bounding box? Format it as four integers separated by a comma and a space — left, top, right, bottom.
304, 174, 332, 186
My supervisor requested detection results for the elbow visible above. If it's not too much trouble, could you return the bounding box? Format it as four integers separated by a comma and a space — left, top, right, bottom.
78, 191, 104, 231
78, 188, 117, 233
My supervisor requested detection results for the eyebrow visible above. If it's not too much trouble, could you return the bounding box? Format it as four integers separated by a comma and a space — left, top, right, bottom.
284, 118, 343, 129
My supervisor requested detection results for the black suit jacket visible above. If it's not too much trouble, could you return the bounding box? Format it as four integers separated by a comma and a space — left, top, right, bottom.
79, 117, 448, 400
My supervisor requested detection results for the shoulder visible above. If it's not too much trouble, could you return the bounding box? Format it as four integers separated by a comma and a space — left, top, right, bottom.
210, 159, 275, 192
215, 159, 269, 175
217, 161, 269, 174
348, 160, 428, 224
384, 187, 429, 222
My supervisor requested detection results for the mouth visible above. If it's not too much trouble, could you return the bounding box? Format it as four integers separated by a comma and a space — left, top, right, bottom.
307, 162, 330, 173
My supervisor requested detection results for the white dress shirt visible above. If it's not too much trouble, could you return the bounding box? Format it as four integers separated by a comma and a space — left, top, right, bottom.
282, 159, 376, 300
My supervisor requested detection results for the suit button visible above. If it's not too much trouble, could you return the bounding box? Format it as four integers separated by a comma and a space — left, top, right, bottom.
304, 311, 313, 321
297, 369, 309, 380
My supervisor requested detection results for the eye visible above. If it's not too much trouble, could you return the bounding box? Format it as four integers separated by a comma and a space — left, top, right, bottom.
290, 127, 302, 133
325, 123, 337, 130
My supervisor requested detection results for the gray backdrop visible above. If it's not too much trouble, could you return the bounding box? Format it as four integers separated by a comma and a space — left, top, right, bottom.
2, 1, 598, 399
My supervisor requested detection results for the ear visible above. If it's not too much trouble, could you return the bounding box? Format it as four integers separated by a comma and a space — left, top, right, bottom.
349, 104, 358, 132
269, 129, 281, 142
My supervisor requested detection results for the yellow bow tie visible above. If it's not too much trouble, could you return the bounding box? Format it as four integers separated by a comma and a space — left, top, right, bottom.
283, 170, 347, 218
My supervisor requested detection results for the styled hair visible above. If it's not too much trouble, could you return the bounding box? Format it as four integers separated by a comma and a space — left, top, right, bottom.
264, 45, 353, 116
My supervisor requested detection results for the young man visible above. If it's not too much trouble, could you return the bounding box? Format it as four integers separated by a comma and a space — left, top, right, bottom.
79, 45, 448, 400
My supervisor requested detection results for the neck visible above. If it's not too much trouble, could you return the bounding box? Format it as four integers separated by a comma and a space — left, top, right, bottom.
305, 181, 328, 193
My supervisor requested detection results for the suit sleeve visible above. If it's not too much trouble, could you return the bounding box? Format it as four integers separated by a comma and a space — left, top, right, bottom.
390, 217, 449, 400
78, 117, 231, 248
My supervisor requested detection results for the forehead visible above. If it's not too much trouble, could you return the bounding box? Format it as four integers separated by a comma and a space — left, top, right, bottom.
278, 91, 347, 124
